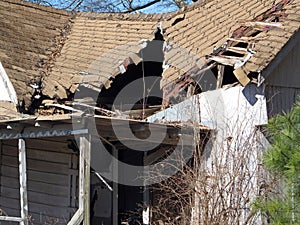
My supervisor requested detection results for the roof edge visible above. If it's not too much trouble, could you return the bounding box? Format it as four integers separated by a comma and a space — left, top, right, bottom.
262, 28, 300, 80
5, 0, 72, 16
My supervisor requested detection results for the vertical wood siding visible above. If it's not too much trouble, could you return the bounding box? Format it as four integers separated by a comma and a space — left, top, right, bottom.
266, 39, 300, 117
265, 85, 300, 117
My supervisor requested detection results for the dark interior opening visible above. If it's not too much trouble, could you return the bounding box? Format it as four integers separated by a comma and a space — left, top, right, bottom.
97, 61, 163, 111
90, 29, 165, 225
222, 51, 244, 58
221, 66, 239, 86
250, 30, 262, 37
118, 148, 144, 224
248, 71, 259, 80
97, 31, 164, 111
234, 42, 248, 48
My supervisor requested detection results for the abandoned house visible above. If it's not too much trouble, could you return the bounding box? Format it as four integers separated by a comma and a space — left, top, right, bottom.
0, 0, 299, 224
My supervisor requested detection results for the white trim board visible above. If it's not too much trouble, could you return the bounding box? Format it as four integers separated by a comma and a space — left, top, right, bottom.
0, 62, 18, 105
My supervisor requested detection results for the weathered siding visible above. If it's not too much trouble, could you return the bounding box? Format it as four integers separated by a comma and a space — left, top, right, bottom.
266, 39, 300, 89
265, 39, 300, 117
265, 85, 300, 117
0, 137, 79, 225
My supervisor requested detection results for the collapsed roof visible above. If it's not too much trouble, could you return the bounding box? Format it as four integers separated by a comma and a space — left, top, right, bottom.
0, 0, 299, 120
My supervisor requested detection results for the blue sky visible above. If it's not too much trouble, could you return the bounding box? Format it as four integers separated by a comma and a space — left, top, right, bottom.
27, 0, 193, 14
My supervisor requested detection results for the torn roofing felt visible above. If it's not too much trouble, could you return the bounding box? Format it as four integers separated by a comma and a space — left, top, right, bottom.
0, 0, 299, 116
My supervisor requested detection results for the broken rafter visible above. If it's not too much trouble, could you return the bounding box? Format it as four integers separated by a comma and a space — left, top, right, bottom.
226, 37, 262, 43
190, 62, 217, 78
226, 46, 249, 55
216, 65, 225, 89
239, 21, 283, 29
45, 103, 83, 113
208, 55, 241, 67
72, 102, 117, 116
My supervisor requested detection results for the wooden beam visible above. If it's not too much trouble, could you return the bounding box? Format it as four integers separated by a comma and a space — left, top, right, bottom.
82, 135, 91, 225
227, 37, 250, 43
112, 147, 118, 225
19, 139, 28, 225
239, 21, 283, 29
0, 216, 23, 222
216, 65, 225, 89
208, 55, 241, 67
67, 209, 83, 225
226, 47, 248, 55
79, 136, 86, 211
144, 146, 171, 165
67, 135, 89, 225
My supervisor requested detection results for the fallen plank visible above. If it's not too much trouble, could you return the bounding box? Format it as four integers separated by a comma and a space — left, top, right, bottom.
0, 216, 23, 222
239, 21, 283, 29
226, 46, 249, 55
208, 55, 241, 66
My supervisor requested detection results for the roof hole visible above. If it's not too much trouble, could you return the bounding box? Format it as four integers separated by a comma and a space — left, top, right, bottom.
171, 14, 185, 26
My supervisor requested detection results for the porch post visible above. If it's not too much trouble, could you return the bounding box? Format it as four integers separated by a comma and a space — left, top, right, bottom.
19, 139, 28, 225
82, 135, 91, 225
78, 135, 91, 225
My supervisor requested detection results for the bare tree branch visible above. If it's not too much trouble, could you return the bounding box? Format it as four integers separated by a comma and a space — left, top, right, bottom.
124, 0, 161, 13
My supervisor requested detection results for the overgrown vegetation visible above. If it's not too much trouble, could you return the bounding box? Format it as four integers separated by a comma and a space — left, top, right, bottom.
254, 99, 300, 224
148, 126, 269, 224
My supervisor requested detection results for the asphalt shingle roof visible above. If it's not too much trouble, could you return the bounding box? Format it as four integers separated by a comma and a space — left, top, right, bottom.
0, 0, 299, 117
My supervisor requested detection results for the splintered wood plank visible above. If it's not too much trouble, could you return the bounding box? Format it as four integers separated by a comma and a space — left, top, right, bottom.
0, 216, 23, 222
216, 65, 225, 89
226, 46, 249, 55
67, 209, 83, 225
239, 21, 283, 29
208, 55, 241, 66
